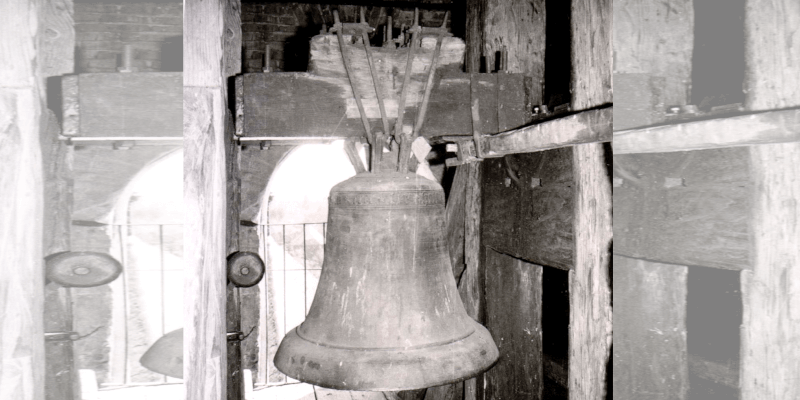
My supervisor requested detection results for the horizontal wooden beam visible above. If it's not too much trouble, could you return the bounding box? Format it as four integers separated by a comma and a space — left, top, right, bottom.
614, 108, 800, 154
613, 148, 751, 271
477, 107, 611, 157
235, 71, 528, 139
62, 73, 182, 138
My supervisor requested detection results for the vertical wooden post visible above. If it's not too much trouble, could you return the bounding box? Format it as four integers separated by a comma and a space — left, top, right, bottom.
458, 161, 484, 400
184, 0, 241, 399
613, 256, 689, 399
741, 2, 800, 398
569, 2, 612, 399
0, 0, 48, 399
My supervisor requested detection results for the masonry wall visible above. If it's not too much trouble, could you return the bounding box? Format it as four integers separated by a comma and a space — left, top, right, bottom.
74, 3, 183, 73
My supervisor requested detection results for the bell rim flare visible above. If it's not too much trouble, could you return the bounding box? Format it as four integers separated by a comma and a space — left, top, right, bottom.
274, 319, 499, 391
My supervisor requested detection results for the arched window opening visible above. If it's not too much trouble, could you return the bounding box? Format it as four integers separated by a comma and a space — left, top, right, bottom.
101, 149, 184, 392
253, 142, 359, 396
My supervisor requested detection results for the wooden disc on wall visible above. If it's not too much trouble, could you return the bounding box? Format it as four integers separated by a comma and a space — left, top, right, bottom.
46, 251, 123, 288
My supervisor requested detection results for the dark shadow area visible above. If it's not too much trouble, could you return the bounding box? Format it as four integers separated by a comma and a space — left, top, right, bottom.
545, 0, 571, 109
692, 0, 746, 109
160, 36, 183, 72
686, 265, 741, 399
542, 265, 570, 398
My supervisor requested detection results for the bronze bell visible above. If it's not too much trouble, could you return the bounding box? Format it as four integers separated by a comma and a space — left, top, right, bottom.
274, 171, 499, 391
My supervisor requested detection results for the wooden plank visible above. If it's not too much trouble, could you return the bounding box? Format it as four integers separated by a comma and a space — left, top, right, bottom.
44, 284, 76, 400
483, 0, 545, 94
480, 107, 612, 157
570, 0, 612, 111
458, 161, 484, 400
744, 0, 800, 111
185, 0, 240, 398
613, 148, 752, 270
741, 143, 800, 399
76, 73, 182, 137
1, 1, 45, 399
40, 109, 72, 256
237, 71, 522, 139
613, 0, 693, 109
238, 146, 292, 224
226, 285, 243, 400
568, 143, 612, 399
483, 149, 575, 270
446, 165, 467, 280
571, 31, 613, 400
613, 256, 689, 400
613, 108, 800, 154
37, 0, 75, 78
61, 75, 79, 137
484, 250, 543, 400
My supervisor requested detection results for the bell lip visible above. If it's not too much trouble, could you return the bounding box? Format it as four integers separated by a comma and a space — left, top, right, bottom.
274, 319, 499, 391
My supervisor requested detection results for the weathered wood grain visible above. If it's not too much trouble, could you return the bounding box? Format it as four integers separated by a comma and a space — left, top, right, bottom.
238, 146, 292, 224
237, 71, 525, 139
483, 149, 575, 271
184, 86, 228, 400
457, 162, 484, 400
480, 107, 612, 157
61, 75, 79, 137
614, 0, 694, 107
613, 108, 800, 154
570, 0, 612, 111
37, 0, 74, 78
483, 0, 545, 91
613, 255, 689, 400
226, 285, 243, 400
1, 1, 45, 399
569, 143, 612, 400
446, 165, 467, 280
40, 109, 72, 256
465, 0, 486, 73
744, 0, 800, 111
613, 148, 752, 270
185, 0, 240, 398
484, 250, 543, 400
44, 284, 76, 400
741, 143, 800, 399
74, 73, 182, 138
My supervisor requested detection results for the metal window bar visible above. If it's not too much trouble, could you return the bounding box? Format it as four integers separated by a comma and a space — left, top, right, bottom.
92, 223, 184, 389
256, 222, 326, 388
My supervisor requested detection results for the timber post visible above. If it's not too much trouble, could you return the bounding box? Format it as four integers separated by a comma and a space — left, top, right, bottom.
184, 0, 242, 399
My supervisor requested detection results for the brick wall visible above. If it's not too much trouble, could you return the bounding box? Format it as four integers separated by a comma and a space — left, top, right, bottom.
74, 3, 182, 73
241, 3, 450, 73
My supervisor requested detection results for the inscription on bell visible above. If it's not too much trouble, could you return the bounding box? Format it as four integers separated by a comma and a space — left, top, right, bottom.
330, 190, 444, 207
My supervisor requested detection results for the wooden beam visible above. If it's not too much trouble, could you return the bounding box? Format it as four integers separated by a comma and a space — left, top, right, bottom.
458, 162, 484, 400
236, 71, 528, 139
41, 109, 72, 256
445, 165, 467, 280
613, 148, 752, 271
66, 73, 182, 138
569, 1, 612, 398
744, 0, 800, 111
613, 256, 689, 399
613, 108, 800, 154
484, 250, 543, 400
741, 142, 800, 399
479, 107, 612, 157
739, 2, 800, 394
0, 0, 45, 399
184, 0, 241, 399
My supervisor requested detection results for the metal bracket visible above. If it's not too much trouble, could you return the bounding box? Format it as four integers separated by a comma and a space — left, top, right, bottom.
445, 138, 483, 167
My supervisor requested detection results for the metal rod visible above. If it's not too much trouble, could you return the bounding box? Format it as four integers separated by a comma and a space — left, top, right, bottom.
117, 224, 130, 385
303, 224, 307, 315
332, 9, 375, 170
159, 224, 167, 382
361, 22, 389, 168
395, 8, 421, 173
413, 12, 448, 136
59, 136, 183, 142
